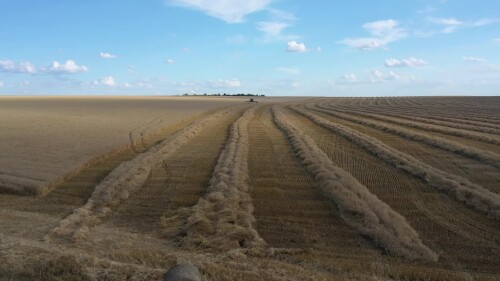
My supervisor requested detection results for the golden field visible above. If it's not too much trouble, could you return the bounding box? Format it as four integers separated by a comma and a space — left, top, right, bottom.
0, 96, 499, 281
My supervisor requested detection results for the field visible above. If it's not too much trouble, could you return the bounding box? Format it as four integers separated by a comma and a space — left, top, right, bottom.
0, 96, 499, 280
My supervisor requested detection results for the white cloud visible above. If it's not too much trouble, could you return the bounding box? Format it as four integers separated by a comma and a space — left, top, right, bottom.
182, 48, 190, 52
210, 79, 241, 88
48, 60, 89, 74
277, 67, 300, 74
428, 17, 463, 33
287, 41, 308, 52
256, 9, 297, 41
165, 59, 175, 64
291, 81, 301, 88
341, 74, 358, 83
257, 21, 290, 37
0, 60, 37, 74
472, 18, 500, 27
0, 81, 4, 88
225, 79, 241, 88
492, 38, 500, 43
385, 57, 428, 67
94, 76, 116, 87
339, 19, 406, 51
371, 70, 401, 82
166, 0, 273, 23
428, 17, 499, 34
363, 19, 399, 37
463, 56, 486, 63
100, 52, 117, 59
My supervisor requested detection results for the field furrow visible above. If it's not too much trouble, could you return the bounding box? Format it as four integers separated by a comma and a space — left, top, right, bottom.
281, 106, 500, 273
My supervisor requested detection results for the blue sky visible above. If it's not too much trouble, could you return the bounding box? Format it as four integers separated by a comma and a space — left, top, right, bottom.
0, 0, 499, 96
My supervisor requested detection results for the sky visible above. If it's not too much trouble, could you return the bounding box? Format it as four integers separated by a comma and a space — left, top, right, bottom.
0, 0, 499, 96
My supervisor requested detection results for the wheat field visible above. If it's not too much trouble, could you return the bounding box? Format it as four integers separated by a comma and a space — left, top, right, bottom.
0, 96, 499, 281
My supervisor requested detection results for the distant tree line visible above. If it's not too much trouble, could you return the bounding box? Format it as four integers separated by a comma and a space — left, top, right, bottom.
182, 93, 265, 97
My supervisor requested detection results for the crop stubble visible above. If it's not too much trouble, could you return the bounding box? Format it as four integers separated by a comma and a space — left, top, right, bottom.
1, 97, 499, 280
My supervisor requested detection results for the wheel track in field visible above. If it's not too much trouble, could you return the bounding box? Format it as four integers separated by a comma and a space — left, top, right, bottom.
305, 103, 500, 194
281, 107, 500, 274
103, 107, 245, 236
246, 105, 384, 269
46, 106, 245, 241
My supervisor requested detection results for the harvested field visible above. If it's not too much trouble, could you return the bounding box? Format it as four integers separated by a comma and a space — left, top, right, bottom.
1, 96, 499, 281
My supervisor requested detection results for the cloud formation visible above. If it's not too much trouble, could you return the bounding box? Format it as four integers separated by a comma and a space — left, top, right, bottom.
0, 60, 37, 74
94, 76, 116, 87
385, 57, 428, 67
428, 17, 499, 34
166, 0, 273, 23
1, 60, 88, 75
165, 59, 175, 64
210, 79, 241, 88
48, 60, 89, 74
339, 19, 406, 51
463, 56, 486, 63
256, 9, 297, 40
287, 41, 308, 52
100, 52, 117, 59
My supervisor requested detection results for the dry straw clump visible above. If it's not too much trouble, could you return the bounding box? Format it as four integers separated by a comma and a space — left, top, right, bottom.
293, 106, 500, 220
162, 106, 265, 250
272, 106, 437, 261
47, 110, 229, 241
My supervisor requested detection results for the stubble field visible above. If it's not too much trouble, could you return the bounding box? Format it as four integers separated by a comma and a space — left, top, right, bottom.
0, 96, 499, 281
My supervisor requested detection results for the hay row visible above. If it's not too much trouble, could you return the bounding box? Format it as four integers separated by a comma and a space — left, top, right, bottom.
292, 106, 500, 220
273, 106, 437, 261
309, 104, 500, 169
326, 104, 500, 135
321, 104, 500, 145
165, 106, 264, 250
46, 109, 232, 241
